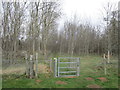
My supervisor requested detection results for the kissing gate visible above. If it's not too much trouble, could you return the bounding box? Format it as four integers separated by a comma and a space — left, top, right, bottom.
54, 57, 80, 77
25, 54, 80, 78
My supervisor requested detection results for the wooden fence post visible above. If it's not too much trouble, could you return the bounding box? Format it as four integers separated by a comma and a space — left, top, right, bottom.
103, 54, 107, 75
29, 55, 34, 79
107, 51, 110, 63
25, 54, 29, 76
35, 53, 38, 78
50, 58, 53, 73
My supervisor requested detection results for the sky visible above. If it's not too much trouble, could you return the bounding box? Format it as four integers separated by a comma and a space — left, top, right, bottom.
0, 0, 119, 31
58, 0, 119, 30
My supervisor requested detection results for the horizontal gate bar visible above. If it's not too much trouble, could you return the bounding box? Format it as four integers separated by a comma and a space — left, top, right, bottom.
59, 62, 77, 64
58, 57, 79, 59
59, 67, 77, 68
59, 75, 77, 77
59, 71, 77, 73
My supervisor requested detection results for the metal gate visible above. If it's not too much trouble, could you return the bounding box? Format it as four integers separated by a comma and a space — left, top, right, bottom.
54, 57, 80, 77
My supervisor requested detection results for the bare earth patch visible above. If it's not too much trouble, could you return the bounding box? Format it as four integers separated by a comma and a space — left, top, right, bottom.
64, 76, 77, 78
85, 77, 94, 81
97, 77, 107, 82
87, 84, 102, 88
36, 80, 42, 83
37, 64, 50, 73
56, 81, 67, 85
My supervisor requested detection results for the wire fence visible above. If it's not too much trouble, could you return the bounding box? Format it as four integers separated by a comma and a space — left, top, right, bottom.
2, 57, 81, 78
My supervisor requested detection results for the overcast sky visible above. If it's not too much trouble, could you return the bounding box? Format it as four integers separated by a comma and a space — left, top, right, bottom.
0, 0, 119, 30
58, 0, 119, 30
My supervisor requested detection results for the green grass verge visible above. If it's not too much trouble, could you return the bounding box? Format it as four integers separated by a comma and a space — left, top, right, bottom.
2, 55, 118, 88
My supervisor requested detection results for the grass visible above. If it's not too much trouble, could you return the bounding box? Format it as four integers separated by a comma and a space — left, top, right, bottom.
2, 63, 49, 75
2, 55, 118, 88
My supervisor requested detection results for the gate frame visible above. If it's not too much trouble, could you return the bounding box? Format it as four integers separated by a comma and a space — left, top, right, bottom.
54, 57, 80, 77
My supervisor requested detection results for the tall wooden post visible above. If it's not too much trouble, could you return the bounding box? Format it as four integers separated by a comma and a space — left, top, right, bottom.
29, 55, 34, 79
107, 50, 110, 63
25, 54, 29, 76
35, 53, 38, 78
103, 54, 107, 75
50, 58, 53, 73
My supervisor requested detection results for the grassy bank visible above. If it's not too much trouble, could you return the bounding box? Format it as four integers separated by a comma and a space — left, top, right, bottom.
2, 55, 118, 88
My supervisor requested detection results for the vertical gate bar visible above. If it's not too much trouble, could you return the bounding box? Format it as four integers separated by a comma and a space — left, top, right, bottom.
79, 58, 80, 76
77, 58, 78, 76
77, 58, 80, 76
58, 58, 59, 77
54, 58, 57, 77
54, 58, 56, 77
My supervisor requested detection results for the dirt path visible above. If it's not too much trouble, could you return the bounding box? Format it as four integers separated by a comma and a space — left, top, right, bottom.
37, 64, 50, 73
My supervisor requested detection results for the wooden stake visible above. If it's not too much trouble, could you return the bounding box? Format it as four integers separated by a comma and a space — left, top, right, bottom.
50, 58, 53, 73
25, 54, 29, 76
35, 53, 38, 78
103, 54, 107, 75
30, 55, 34, 79
107, 50, 110, 63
